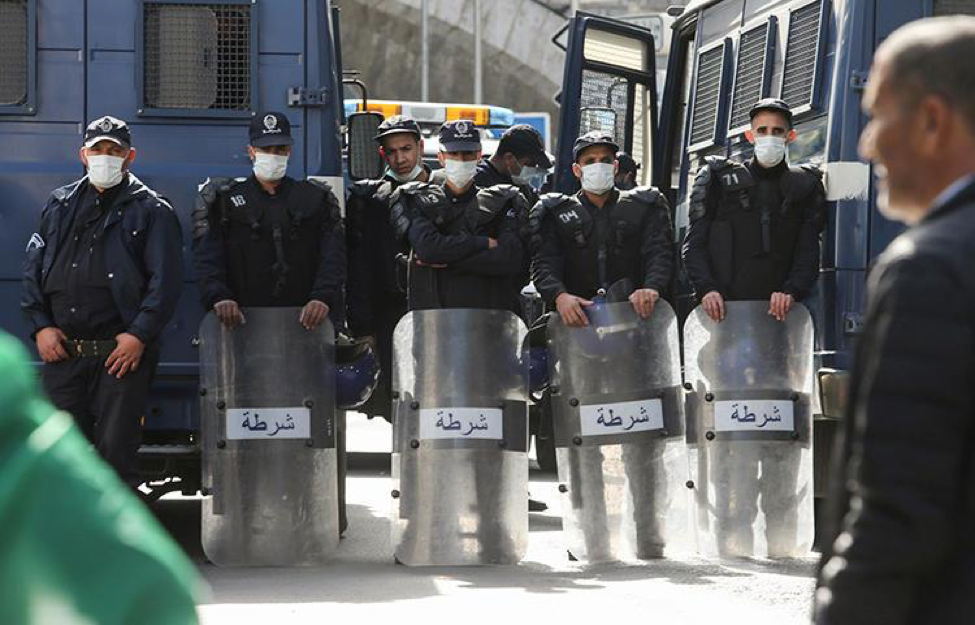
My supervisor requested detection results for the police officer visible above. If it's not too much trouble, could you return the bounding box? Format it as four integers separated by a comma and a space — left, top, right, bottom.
192, 111, 347, 529
529, 131, 675, 557
530, 131, 675, 326
681, 98, 826, 323
21, 115, 184, 487
681, 99, 824, 557
392, 120, 527, 312
474, 124, 551, 205
192, 111, 346, 328
346, 115, 430, 421
615, 152, 640, 191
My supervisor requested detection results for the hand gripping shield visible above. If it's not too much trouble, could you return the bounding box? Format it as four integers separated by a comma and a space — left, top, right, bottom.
547, 301, 691, 563
199, 308, 339, 566
683, 301, 815, 558
390, 309, 529, 566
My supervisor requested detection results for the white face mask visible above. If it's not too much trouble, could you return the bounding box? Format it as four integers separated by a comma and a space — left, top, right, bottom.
512, 165, 543, 186
580, 162, 615, 194
86, 154, 127, 189
753, 136, 788, 168
443, 158, 477, 188
253, 152, 289, 181
389, 163, 423, 183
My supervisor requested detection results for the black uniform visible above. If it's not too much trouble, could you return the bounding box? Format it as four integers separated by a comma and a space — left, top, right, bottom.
22, 174, 184, 485
530, 186, 675, 306
345, 169, 428, 420
390, 181, 527, 312
192, 172, 347, 528
192, 175, 346, 319
474, 158, 540, 206
681, 156, 826, 301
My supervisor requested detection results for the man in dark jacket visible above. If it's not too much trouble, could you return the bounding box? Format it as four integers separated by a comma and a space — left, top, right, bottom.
530, 132, 674, 326
815, 16, 975, 624
21, 116, 184, 486
474, 124, 551, 206
346, 115, 430, 420
192, 111, 345, 329
192, 111, 348, 530
682, 99, 825, 323
391, 120, 526, 313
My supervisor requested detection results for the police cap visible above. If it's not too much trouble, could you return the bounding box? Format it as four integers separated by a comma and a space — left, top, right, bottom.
572, 131, 619, 162
374, 115, 421, 142
748, 98, 794, 127
438, 119, 481, 152
250, 111, 295, 148
616, 152, 640, 175
83, 116, 132, 149
497, 124, 552, 168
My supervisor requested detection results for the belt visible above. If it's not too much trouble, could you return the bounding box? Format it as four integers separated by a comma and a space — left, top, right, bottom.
63, 339, 117, 359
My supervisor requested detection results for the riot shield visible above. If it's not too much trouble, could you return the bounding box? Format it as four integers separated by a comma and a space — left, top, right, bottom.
683, 301, 814, 559
199, 307, 339, 566
547, 301, 691, 563
391, 309, 529, 566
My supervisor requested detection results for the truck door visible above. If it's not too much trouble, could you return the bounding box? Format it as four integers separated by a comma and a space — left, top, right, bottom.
0, 0, 86, 341
553, 13, 658, 193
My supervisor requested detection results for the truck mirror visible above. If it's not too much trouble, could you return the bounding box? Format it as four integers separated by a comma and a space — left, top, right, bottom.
347, 112, 384, 180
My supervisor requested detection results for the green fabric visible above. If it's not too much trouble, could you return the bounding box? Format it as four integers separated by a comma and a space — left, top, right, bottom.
0, 333, 200, 624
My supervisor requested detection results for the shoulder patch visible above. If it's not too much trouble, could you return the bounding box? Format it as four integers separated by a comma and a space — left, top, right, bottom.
306, 177, 334, 194
622, 185, 662, 206
25, 233, 45, 252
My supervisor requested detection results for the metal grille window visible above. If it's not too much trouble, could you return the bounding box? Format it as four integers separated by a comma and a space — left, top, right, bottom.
0, 0, 29, 107
729, 22, 772, 130
689, 44, 725, 147
781, 1, 823, 111
934, 0, 975, 15
580, 69, 630, 146
143, 2, 252, 111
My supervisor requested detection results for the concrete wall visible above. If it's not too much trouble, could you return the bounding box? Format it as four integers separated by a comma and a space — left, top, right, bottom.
336, 0, 568, 122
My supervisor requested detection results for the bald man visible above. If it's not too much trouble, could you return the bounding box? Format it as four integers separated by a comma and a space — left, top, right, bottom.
815, 16, 975, 624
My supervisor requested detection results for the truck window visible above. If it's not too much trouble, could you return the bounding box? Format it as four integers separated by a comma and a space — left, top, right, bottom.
728, 19, 775, 135
0, 0, 30, 111
781, 0, 827, 114
934, 0, 975, 15
667, 31, 697, 192
142, 1, 255, 114
687, 40, 729, 151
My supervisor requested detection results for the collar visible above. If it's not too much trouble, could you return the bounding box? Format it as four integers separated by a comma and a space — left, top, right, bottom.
932, 174, 975, 211
248, 174, 292, 196
577, 188, 618, 210
485, 158, 513, 183
924, 174, 975, 223
82, 173, 129, 208
446, 182, 477, 202
748, 157, 788, 178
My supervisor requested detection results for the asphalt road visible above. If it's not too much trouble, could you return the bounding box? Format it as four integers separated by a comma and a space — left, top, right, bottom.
152, 416, 818, 624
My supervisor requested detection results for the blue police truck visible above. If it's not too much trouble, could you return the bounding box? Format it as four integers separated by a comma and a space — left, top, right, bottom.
550, 0, 975, 509
0, 0, 384, 499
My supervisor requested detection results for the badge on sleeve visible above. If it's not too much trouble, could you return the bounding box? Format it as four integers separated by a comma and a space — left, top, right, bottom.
26, 233, 45, 252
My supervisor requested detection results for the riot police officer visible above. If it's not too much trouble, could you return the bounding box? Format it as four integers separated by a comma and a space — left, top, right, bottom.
530, 131, 677, 559
346, 115, 431, 421
530, 131, 675, 326
474, 123, 551, 205
615, 152, 640, 191
391, 120, 527, 312
192, 110, 348, 529
193, 111, 345, 327
21, 116, 184, 487
680, 99, 825, 558
681, 98, 826, 322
